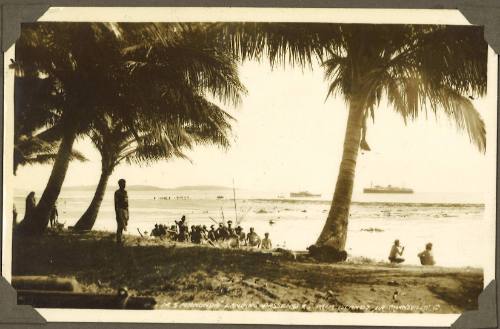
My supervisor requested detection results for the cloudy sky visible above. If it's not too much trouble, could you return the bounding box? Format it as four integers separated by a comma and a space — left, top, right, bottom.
13, 59, 493, 195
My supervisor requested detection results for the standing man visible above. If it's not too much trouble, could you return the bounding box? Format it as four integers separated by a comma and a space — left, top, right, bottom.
114, 179, 129, 245
49, 202, 59, 228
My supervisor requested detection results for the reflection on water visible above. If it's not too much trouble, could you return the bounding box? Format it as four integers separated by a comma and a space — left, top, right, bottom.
14, 189, 486, 267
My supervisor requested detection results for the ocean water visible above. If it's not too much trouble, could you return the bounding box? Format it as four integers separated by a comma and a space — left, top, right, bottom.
13, 189, 486, 268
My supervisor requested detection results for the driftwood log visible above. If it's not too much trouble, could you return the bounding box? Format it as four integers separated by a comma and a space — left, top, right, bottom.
12, 276, 156, 309
17, 290, 156, 309
12, 276, 81, 292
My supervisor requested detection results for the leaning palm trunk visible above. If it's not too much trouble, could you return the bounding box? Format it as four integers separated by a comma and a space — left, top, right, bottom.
309, 96, 364, 261
73, 168, 113, 231
17, 129, 77, 235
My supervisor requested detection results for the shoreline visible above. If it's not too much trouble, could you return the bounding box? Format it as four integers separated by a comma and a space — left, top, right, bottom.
12, 230, 483, 313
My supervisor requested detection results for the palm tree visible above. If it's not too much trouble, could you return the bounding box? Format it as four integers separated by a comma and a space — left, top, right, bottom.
71, 23, 244, 231
14, 126, 87, 175
15, 22, 245, 234
307, 25, 487, 261
12, 68, 87, 174
15, 23, 132, 234
73, 99, 233, 231
211, 23, 486, 260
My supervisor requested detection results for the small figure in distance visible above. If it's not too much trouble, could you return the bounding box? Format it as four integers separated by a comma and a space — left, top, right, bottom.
114, 179, 129, 245
418, 242, 436, 266
49, 202, 59, 229
261, 232, 272, 250
388, 239, 405, 264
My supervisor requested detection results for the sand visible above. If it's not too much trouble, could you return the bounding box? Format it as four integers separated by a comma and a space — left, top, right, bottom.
12, 230, 483, 313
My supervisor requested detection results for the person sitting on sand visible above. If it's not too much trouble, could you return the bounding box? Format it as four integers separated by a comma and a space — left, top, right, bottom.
167, 225, 178, 240
246, 227, 261, 247
200, 225, 208, 242
176, 216, 188, 242
114, 179, 129, 245
261, 232, 272, 250
235, 226, 246, 245
191, 226, 202, 244
24, 191, 36, 220
208, 225, 217, 242
151, 224, 161, 237
418, 243, 436, 266
388, 239, 405, 264
13, 203, 17, 226
159, 224, 167, 236
216, 223, 229, 241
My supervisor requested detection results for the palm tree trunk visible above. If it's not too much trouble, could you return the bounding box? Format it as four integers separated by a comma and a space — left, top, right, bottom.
17, 128, 77, 235
310, 97, 364, 261
73, 166, 113, 231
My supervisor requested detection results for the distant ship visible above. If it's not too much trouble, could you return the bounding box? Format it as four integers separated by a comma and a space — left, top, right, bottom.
216, 195, 224, 199
363, 185, 414, 194
290, 191, 321, 198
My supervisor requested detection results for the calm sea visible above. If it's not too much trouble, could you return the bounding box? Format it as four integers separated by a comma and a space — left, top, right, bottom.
13, 189, 486, 267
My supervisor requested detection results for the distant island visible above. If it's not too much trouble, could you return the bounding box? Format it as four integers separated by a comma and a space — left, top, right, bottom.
62, 184, 233, 192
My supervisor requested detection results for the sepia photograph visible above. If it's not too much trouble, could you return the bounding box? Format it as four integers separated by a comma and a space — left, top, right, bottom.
1, 7, 497, 326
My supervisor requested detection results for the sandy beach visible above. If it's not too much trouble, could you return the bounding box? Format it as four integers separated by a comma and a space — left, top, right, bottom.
12, 230, 483, 313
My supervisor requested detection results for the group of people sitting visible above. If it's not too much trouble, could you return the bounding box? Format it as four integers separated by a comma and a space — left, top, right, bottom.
389, 239, 436, 266
149, 215, 273, 250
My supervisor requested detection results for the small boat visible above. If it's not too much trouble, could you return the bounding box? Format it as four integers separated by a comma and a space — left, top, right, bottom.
290, 191, 321, 198
269, 219, 275, 225
216, 195, 224, 199
363, 184, 413, 194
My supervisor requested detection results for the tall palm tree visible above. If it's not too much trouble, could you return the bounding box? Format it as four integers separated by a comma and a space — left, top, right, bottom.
308, 25, 487, 261
73, 99, 233, 231
12, 69, 87, 174
212, 23, 487, 260
71, 23, 243, 231
14, 126, 87, 175
15, 23, 133, 234
15, 22, 245, 234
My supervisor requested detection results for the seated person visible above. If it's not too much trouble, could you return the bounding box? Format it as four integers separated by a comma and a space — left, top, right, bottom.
261, 232, 272, 250
388, 239, 405, 264
208, 225, 217, 242
418, 243, 436, 266
216, 223, 229, 241
158, 224, 167, 236
236, 226, 246, 245
167, 225, 178, 240
150, 224, 161, 237
246, 227, 261, 247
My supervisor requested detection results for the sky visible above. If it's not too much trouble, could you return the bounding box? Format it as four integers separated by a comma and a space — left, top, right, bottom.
13, 59, 493, 195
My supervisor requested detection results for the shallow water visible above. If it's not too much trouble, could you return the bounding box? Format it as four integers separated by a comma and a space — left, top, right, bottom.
14, 189, 486, 268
